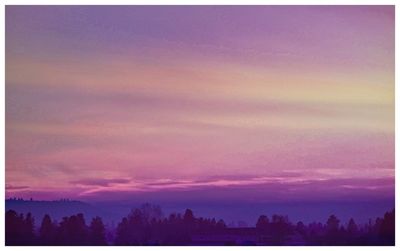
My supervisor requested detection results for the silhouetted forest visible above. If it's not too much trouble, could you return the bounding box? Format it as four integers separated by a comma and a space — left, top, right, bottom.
5, 203, 395, 246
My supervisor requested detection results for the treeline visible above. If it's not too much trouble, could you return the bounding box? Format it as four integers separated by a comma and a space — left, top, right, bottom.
255, 210, 394, 245
6, 210, 107, 245
5, 204, 395, 246
114, 204, 227, 245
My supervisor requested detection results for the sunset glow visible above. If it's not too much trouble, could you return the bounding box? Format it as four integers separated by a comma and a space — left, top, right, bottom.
5, 6, 394, 204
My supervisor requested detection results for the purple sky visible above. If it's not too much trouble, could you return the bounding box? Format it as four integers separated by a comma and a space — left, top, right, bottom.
5, 6, 394, 205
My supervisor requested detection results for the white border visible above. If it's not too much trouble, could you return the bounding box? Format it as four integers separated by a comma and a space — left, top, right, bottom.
1, 1, 398, 250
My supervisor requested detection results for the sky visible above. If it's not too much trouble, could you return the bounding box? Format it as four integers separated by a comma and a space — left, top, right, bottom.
5, 6, 394, 207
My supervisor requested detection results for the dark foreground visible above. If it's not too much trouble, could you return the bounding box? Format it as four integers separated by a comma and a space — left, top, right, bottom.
5, 204, 394, 246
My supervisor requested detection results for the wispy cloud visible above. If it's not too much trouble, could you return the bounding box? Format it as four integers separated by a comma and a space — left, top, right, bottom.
70, 178, 131, 187
73, 175, 394, 200
6, 184, 30, 190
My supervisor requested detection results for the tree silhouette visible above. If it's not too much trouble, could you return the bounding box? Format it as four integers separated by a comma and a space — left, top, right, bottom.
128, 208, 147, 244
183, 208, 196, 241
347, 218, 358, 235
256, 215, 269, 232
183, 209, 195, 225
5, 210, 36, 245
23, 213, 35, 244
89, 217, 107, 245
216, 219, 227, 229
326, 215, 340, 232
115, 217, 130, 245
58, 213, 88, 245
6, 210, 24, 245
114, 204, 166, 245
325, 215, 340, 245
140, 203, 163, 223
379, 209, 395, 245
39, 214, 56, 245
269, 215, 292, 245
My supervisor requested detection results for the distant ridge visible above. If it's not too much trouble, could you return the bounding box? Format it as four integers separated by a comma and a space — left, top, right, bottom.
5, 198, 116, 226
